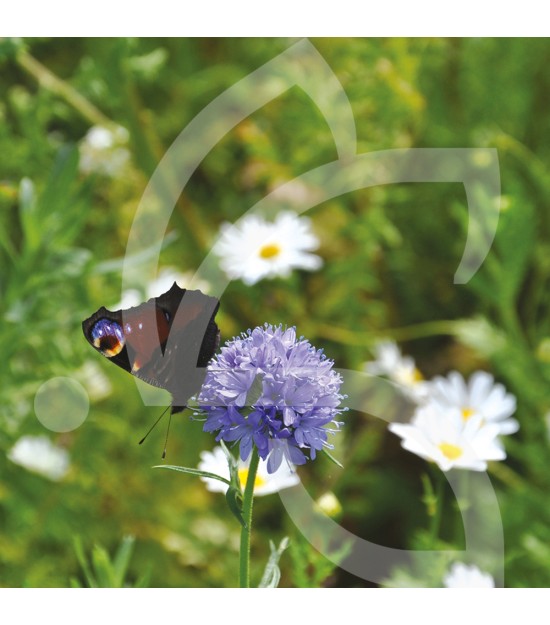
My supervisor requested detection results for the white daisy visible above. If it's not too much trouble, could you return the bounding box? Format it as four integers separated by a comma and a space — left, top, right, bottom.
79, 125, 130, 177
443, 562, 495, 588
213, 211, 322, 286
364, 340, 428, 402
198, 446, 300, 496
388, 402, 506, 471
427, 370, 518, 435
8, 435, 70, 481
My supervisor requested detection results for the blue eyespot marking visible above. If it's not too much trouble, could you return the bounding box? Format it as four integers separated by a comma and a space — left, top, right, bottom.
90, 319, 125, 357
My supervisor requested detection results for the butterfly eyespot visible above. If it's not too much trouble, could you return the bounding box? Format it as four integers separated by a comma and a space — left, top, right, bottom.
90, 319, 125, 357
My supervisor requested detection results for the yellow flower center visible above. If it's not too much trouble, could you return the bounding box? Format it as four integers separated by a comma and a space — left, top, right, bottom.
461, 407, 474, 421
438, 442, 463, 461
259, 243, 281, 259
396, 367, 424, 386
238, 468, 266, 490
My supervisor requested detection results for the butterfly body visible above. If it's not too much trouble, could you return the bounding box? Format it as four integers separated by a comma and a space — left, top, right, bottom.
82, 282, 220, 413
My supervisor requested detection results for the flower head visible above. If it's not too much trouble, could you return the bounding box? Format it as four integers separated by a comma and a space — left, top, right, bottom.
389, 402, 505, 471
213, 211, 322, 285
315, 492, 343, 518
79, 125, 130, 177
8, 435, 70, 481
426, 371, 518, 435
198, 324, 344, 473
198, 446, 300, 496
364, 340, 428, 402
443, 562, 495, 588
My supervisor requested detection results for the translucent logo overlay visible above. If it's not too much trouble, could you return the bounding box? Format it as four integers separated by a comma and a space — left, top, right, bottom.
37, 39, 503, 586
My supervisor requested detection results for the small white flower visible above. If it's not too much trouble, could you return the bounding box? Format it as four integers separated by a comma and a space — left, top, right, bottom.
8, 435, 70, 481
315, 492, 342, 518
79, 125, 130, 177
198, 446, 300, 496
443, 562, 495, 588
427, 370, 518, 435
213, 211, 322, 286
389, 402, 506, 471
364, 340, 428, 402
76, 361, 112, 402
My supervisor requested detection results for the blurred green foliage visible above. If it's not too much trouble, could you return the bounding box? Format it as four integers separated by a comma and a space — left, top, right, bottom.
71, 535, 149, 587
1, 37, 549, 587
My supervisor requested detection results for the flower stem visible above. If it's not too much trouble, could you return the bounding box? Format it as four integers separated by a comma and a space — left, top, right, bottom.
16, 50, 114, 129
428, 471, 444, 548
239, 447, 260, 588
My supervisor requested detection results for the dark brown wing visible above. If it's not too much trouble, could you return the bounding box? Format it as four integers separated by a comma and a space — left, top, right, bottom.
82, 282, 220, 413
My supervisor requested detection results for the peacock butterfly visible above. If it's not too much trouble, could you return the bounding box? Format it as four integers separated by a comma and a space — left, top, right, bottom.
82, 282, 220, 414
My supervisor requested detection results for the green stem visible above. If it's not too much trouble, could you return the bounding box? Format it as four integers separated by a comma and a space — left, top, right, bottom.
16, 50, 114, 129
315, 319, 461, 346
239, 447, 260, 588
428, 471, 444, 548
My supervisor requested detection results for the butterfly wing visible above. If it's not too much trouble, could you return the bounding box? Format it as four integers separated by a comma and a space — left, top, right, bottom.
82, 283, 220, 413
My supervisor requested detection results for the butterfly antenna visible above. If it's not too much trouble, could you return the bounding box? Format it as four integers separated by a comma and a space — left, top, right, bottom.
162, 411, 173, 459
138, 405, 170, 446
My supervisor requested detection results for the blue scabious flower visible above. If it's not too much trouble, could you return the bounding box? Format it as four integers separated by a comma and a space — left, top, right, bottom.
198, 324, 344, 473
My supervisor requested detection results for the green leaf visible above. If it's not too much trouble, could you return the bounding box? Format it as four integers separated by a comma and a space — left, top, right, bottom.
127, 48, 169, 80
91, 544, 116, 587
134, 569, 152, 588
258, 537, 290, 588
72, 536, 98, 588
322, 448, 344, 469
219, 440, 240, 491
450, 316, 507, 358
18, 177, 39, 252
496, 199, 535, 303
112, 535, 135, 588
38, 145, 79, 218
0, 37, 25, 61
153, 464, 232, 486
420, 473, 437, 518
225, 486, 246, 528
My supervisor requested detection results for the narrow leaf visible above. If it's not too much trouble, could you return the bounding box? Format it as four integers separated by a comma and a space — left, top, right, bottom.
112, 535, 135, 587
153, 464, 231, 486
259, 537, 290, 588
134, 568, 152, 588
91, 544, 116, 588
322, 448, 344, 469
225, 486, 246, 528
219, 440, 240, 491
72, 536, 98, 588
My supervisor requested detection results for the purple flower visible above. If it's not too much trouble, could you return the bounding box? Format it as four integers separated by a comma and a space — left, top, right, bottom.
198, 324, 344, 473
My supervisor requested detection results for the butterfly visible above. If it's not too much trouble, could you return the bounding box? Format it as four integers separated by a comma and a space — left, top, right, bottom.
82, 282, 220, 415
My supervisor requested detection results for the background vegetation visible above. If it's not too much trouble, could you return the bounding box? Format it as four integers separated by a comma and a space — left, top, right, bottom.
1, 37, 549, 587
